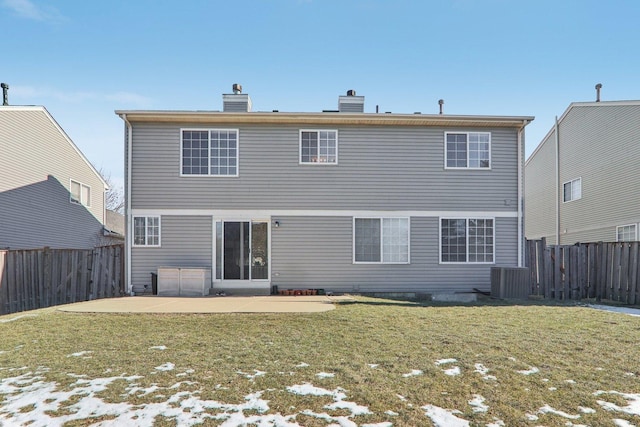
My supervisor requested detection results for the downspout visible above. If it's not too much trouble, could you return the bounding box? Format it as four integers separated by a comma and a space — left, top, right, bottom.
554, 116, 560, 245
517, 122, 525, 267
121, 113, 134, 295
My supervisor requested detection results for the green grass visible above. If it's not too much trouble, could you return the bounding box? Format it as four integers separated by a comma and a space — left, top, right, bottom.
1, 297, 639, 426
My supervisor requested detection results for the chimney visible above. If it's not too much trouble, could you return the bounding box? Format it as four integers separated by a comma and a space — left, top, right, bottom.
1, 83, 8, 106
338, 89, 364, 113
223, 83, 252, 112
438, 99, 444, 114
595, 83, 602, 102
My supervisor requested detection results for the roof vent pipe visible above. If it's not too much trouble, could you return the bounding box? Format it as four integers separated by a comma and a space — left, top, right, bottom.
1, 83, 8, 106
438, 99, 444, 114
595, 83, 602, 102
232, 83, 242, 94
346, 89, 356, 96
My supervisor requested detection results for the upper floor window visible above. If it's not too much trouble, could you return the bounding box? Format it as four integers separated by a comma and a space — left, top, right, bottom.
181, 129, 238, 176
354, 217, 409, 264
70, 180, 91, 207
563, 178, 581, 202
300, 130, 338, 164
617, 224, 637, 242
445, 132, 491, 169
440, 218, 494, 263
133, 216, 160, 247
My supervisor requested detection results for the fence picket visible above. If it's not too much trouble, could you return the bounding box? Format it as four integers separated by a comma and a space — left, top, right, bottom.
630, 243, 639, 305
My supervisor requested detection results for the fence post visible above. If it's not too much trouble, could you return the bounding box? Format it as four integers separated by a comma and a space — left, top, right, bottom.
630, 242, 639, 305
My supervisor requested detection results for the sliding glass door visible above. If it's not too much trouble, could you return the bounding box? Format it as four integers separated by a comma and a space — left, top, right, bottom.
216, 221, 269, 281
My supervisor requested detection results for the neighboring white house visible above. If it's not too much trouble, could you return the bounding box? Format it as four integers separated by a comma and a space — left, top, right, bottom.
0, 105, 110, 249
117, 86, 533, 296
525, 100, 640, 244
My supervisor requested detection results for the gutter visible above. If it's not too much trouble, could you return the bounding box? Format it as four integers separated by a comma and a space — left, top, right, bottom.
120, 113, 134, 295
517, 119, 530, 267
555, 116, 560, 245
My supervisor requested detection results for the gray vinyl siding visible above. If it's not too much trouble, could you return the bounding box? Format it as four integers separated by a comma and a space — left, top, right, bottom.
130, 216, 212, 293
129, 124, 519, 211
128, 215, 516, 293
558, 105, 640, 243
0, 108, 107, 249
525, 103, 640, 245
524, 129, 558, 244
270, 216, 517, 293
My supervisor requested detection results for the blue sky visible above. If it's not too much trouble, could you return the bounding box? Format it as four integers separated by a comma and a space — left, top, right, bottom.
2, 0, 640, 191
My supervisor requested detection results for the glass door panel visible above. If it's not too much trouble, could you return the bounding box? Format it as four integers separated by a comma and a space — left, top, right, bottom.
251, 222, 269, 280
223, 222, 250, 280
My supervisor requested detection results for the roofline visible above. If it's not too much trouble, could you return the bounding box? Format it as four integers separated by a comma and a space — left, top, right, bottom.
1, 105, 109, 189
526, 99, 640, 166
115, 110, 534, 128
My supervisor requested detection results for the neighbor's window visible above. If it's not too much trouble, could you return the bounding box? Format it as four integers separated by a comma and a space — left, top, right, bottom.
133, 216, 160, 247
441, 218, 494, 263
300, 130, 338, 164
445, 132, 491, 169
70, 180, 91, 207
617, 224, 637, 242
181, 129, 238, 176
563, 178, 581, 202
354, 217, 409, 263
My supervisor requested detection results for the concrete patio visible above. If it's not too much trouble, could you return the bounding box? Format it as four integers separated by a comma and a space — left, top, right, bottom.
57, 295, 355, 314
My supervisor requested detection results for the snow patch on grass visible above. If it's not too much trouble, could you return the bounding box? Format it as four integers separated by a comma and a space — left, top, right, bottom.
517, 366, 540, 375
537, 404, 580, 419
67, 351, 92, 358
595, 390, 640, 416
295, 362, 309, 368
578, 406, 596, 414
316, 372, 335, 379
237, 369, 266, 381
468, 394, 488, 413
402, 369, 423, 377
423, 404, 470, 427
149, 345, 167, 350
435, 358, 457, 366
444, 366, 461, 376
154, 362, 175, 371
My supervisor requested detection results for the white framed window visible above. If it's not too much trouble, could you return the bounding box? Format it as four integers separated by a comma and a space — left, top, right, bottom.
563, 178, 581, 202
300, 130, 338, 164
353, 217, 409, 264
445, 132, 491, 169
617, 224, 637, 242
440, 218, 494, 263
181, 129, 239, 176
70, 179, 91, 207
133, 216, 161, 247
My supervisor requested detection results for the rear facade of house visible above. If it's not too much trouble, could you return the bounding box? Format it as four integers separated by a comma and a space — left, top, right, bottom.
0, 105, 108, 249
525, 101, 640, 245
118, 89, 532, 296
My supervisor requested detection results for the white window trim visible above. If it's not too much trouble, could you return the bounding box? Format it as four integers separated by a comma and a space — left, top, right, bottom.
562, 177, 582, 203
299, 129, 339, 165
616, 223, 638, 242
179, 128, 240, 177
444, 131, 492, 170
69, 179, 91, 207
132, 215, 161, 248
439, 217, 495, 264
352, 217, 410, 265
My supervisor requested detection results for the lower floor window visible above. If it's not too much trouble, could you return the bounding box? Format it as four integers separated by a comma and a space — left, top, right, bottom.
354, 217, 409, 263
133, 216, 160, 246
617, 224, 637, 242
441, 218, 494, 263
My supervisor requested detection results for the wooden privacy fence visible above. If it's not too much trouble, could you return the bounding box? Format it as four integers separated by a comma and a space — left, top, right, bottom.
0, 244, 125, 315
526, 239, 640, 304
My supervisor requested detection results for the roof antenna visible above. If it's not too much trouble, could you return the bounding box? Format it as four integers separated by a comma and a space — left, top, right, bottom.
1, 83, 8, 106
438, 99, 444, 114
595, 83, 602, 102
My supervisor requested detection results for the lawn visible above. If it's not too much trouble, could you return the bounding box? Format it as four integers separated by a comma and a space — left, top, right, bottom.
0, 297, 639, 426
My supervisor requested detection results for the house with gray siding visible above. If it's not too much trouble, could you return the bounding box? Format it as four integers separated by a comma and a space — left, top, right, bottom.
0, 105, 109, 249
117, 87, 533, 296
525, 100, 640, 245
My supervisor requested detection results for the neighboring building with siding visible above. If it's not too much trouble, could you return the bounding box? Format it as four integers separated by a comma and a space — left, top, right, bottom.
525, 100, 640, 244
0, 105, 109, 249
117, 88, 533, 296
